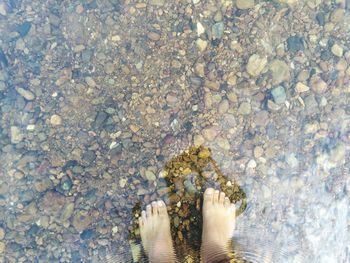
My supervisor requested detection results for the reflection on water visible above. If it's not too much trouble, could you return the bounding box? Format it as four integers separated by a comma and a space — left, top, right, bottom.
0, 0, 350, 262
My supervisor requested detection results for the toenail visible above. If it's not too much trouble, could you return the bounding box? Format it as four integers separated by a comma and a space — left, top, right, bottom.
157, 200, 163, 206
206, 188, 214, 194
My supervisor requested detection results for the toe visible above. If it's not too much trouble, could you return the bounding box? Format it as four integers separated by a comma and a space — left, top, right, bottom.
230, 203, 236, 214
213, 190, 220, 204
224, 197, 230, 207
146, 204, 152, 217
141, 210, 147, 221
204, 188, 214, 204
152, 201, 158, 215
157, 200, 167, 215
138, 216, 143, 227
219, 192, 225, 204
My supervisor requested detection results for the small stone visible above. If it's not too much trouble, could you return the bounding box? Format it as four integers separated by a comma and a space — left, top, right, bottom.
295, 82, 310, 93
287, 36, 305, 53
147, 32, 160, 41
112, 226, 119, 234
72, 211, 93, 232
194, 134, 205, 146
15, 21, 31, 37
0, 241, 5, 253
0, 227, 5, 240
254, 146, 264, 158
217, 137, 230, 150
246, 54, 267, 77
238, 102, 251, 115
316, 12, 325, 26
145, 170, 156, 181
16, 87, 35, 100
205, 80, 220, 91
247, 159, 257, 169
304, 94, 318, 111
269, 59, 290, 85
50, 114, 62, 126
150, 0, 165, 6
212, 22, 224, 40
73, 45, 85, 53
271, 86, 286, 104
331, 44, 343, 57
285, 153, 299, 168
11, 126, 23, 144
197, 22, 205, 36
310, 76, 327, 94
304, 122, 320, 134
227, 73, 237, 86
119, 178, 127, 188
330, 8, 344, 23
104, 62, 115, 74
202, 126, 219, 141
85, 76, 96, 87
82, 150, 96, 164
193, 0, 201, 3
130, 124, 140, 133
236, 0, 255, 9
76, 4, 84, 14
227, 92, 237, 102
0, 3, 7, 16
196, 39, 207, 52
218, 99, 229, 114
0, 81, 6, 91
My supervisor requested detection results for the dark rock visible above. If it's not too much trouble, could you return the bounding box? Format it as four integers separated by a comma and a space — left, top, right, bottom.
92, 111, 108, 129
63, 160, 79, 171
287, 36, 304, 53
57, 176, 73, 193
110, 144, 122, 156
320, 50, 332, 61
316, 12, 325, 26
84, 0, 98, 10
82, 150, 96, 164
27, 224, 40, 236
0, 48, 8, 68
14, 21, 32, 37
80, 229, 94, 240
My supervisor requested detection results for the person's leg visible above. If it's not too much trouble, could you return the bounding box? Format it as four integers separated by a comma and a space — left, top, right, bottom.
201, 188, 236, 263
139, 200, 176, 263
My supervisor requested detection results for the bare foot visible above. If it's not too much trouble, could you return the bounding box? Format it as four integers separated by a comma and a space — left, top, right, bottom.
201, 188, 236, 262
139, 200, 176, 263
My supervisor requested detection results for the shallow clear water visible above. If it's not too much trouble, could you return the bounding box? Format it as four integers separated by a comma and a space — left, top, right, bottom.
0, 0, 350, 262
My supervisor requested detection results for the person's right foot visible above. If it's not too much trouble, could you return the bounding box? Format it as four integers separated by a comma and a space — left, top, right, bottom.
201, 188, 236, 262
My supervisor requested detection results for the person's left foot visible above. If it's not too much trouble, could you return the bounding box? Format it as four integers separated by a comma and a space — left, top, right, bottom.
139, 200, 176, 263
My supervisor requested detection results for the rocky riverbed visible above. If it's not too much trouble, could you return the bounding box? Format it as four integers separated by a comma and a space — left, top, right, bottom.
0, 0, 349, 262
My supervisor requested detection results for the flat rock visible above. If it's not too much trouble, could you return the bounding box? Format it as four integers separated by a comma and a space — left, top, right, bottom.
246, 54, 267, 77
202, 126, 219, 141
16, 87, 35, 100
269, 59, 290, 84
50, 114, 62, 125
295, 82, 309, 93
331, 44, 343, 57
150, 0, 165, 6
238, 102, 251, 115
11, 126, 23, 144
237, 0, 255, 9
271, 86, 286, 104
310, 76, 327, 94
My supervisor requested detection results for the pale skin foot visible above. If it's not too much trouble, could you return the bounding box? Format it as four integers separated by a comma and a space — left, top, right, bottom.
139, 200, 176, 263
201, 188, 236, 262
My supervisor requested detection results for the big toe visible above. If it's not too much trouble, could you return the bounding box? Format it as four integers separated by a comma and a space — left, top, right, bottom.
204, 188, 214, 205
